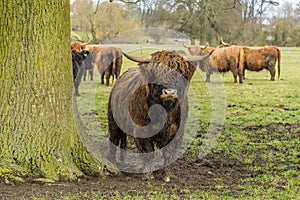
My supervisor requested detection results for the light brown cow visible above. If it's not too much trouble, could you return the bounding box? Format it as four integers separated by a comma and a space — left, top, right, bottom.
184, 43, 244, 83
183, 43, 216, 57
205, 47, 245, 83
84, 45, 98, 52
71, 41, 89, 52
218, 40, 281, 81
242, 46, 281, 81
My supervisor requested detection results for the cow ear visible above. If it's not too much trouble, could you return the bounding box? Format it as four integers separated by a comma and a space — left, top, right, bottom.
139, 64, 154, 82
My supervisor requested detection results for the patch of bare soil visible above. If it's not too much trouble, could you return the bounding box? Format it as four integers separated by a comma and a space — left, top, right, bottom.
0, 152, 250, 200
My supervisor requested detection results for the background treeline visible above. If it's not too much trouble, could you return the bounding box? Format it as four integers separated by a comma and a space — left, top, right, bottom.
71, 0, 300, 46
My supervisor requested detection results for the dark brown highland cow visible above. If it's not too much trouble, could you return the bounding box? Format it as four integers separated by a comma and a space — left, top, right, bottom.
107, 50, 211, 182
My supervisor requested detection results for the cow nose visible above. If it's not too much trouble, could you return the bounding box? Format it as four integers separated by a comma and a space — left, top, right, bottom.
161, 89, 178, 99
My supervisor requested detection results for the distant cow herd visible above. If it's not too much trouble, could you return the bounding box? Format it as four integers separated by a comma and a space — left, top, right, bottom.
183, 40, 281, 83
71, 40, 281, 95
71, 39, 281, 182
71, 41, 123, 96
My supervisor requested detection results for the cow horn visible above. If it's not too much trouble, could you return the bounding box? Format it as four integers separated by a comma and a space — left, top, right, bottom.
183, 50, 214, 62
80, 39, 92, 46
221, 39, 226, 45
201, 44, 208, 50
182, 42, 190, 48
220, 37, 229, 46
220, 37, 223, 45
122, 52, 152, 63
80, 42, 89, 46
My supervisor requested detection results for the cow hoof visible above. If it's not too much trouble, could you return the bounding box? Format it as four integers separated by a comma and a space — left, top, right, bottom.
163, 175, 171, 183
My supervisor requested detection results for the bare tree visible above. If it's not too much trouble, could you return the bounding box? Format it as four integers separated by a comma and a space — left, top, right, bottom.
71, 1, 142, 43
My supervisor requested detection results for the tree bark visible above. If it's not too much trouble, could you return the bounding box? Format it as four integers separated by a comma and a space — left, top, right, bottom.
0, 0, 100, 181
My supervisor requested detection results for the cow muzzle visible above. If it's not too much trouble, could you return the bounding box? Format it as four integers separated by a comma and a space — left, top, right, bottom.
160, 89, 178, 101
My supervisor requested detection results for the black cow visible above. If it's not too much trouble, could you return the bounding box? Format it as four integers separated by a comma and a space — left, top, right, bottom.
71, 50, 93, 96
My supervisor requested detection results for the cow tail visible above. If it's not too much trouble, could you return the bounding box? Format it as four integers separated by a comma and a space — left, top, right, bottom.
239, 47, 245, 77
277, 47, 281, 80
112, 51, 117, 83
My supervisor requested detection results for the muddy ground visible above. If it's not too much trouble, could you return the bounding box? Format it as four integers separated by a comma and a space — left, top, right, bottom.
0, 151, 251, 199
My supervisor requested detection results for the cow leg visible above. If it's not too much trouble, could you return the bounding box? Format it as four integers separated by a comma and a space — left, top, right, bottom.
231, 68, 238, 83
108, 126, 126, 165
269, 69, 275, 81
135, 138, 155, 180
74, 66, 85, 96
108, 136, 118, 163
156, 123, 180, 182
104, 67, 111, 86
156, 144, 173, 182
108, 129, 120, 163
101, 72, 105, 84
119, 132, 127, 162
83, 69, 87, 81
205, 72, 211, 82
233, 74, 238, 83
106, 75, 110, 86
237, 65, 244, 83
89, 69, 93, 81
238, 71, 243, 84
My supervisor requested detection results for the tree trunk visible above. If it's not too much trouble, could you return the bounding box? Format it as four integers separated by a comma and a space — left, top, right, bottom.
0, 0, 100, 181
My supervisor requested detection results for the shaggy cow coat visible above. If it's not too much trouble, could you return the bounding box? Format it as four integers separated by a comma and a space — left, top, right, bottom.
185, 45, 244, 83
107, 50, 200, 182
242, 46, 281, 81
93, 46, 123, 86
196, 46, 244, 83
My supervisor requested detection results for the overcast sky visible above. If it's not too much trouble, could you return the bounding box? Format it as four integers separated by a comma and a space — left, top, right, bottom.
277, 0, 299, 7
70, 0, 299, 5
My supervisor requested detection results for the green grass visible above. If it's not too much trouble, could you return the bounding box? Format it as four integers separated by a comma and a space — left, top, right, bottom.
74, 45, 300, 199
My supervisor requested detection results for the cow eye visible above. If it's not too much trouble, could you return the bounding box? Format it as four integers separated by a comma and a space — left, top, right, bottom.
159, 85, 164, 90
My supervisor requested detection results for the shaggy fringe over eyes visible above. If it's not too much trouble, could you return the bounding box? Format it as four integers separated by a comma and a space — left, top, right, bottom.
150, 51, 195, 81
138, 50, 195, 99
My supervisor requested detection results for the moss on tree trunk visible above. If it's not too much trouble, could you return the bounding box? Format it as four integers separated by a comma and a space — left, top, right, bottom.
0, 0, 101, 181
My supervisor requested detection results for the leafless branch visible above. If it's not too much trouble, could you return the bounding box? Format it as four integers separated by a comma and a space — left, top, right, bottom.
94, 0, 100, 14
223, 0, 242, 10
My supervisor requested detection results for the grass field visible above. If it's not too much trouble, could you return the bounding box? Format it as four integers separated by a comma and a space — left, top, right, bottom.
74, 45, 300, 199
